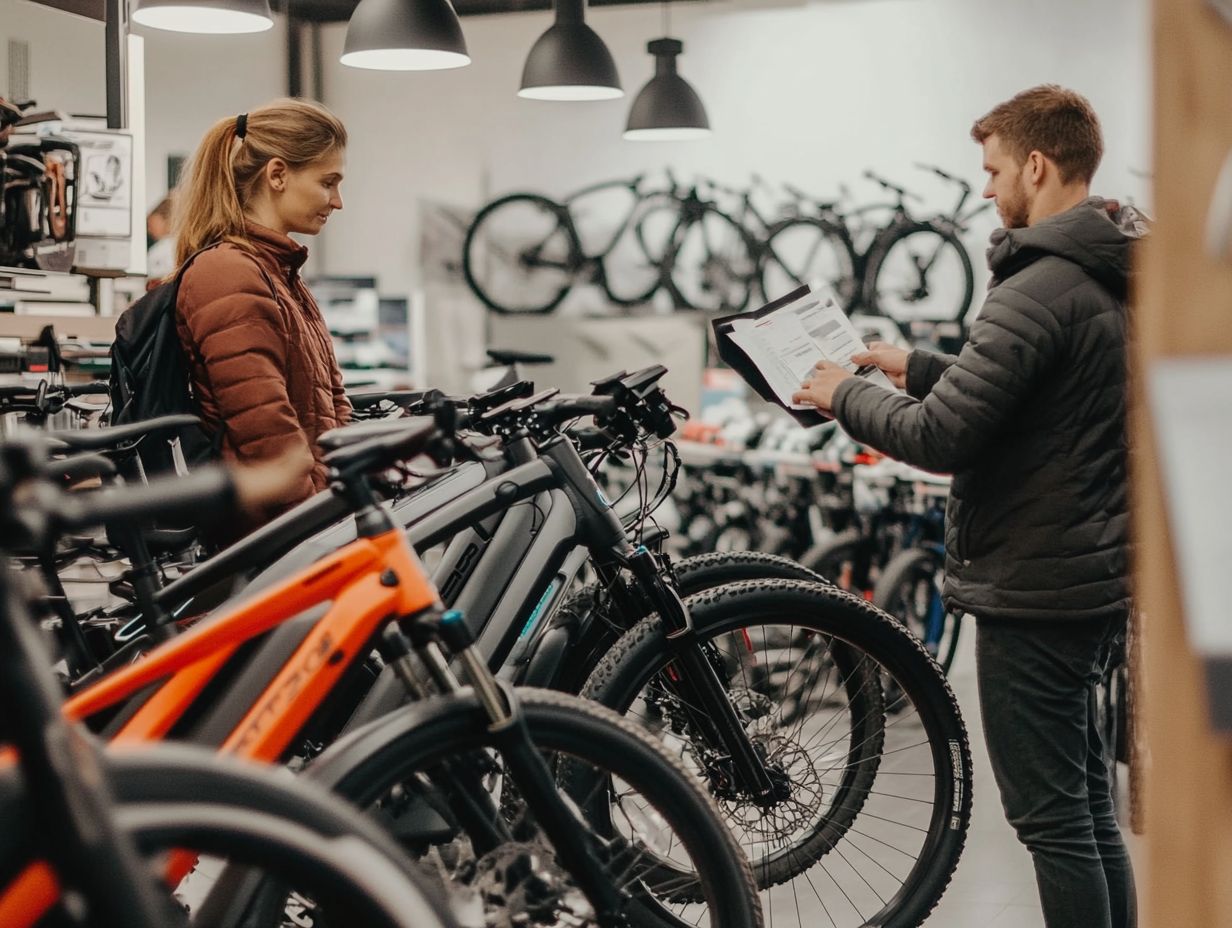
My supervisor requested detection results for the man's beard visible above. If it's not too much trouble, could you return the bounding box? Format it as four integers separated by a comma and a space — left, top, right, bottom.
998, 178, 1031, 229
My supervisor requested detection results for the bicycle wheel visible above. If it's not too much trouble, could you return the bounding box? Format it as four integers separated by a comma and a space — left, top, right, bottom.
863, 222, 974, 325
554, 550, 827, 695
0, 749, 454, 928
601, 191, 679, 306
307, 688, 762, 928
583, 580, 971, 928
801, 534, 865, 594
463, 194, 581, 315
760, 219, 857, 308
664, 208, 758, 313
872, 547, 962, 676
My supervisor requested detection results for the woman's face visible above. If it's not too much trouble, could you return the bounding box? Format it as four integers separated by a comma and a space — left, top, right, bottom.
271, 148, 345, 236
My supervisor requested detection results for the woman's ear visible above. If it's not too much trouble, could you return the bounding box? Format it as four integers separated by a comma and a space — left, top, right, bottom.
265, 157, 289, 194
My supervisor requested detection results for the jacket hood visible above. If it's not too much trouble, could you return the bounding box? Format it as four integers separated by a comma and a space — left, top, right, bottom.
987, 197, 1148, 297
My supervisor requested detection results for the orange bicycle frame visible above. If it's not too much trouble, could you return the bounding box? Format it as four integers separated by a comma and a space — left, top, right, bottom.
0, 523, 441, 925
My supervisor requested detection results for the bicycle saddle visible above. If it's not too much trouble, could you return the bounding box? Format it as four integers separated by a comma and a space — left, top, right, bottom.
318, 417, 436, 452
321, 419, 441, 476
348, 390, 427, 411
486, 349, 555, 367
45, 415, 201, 453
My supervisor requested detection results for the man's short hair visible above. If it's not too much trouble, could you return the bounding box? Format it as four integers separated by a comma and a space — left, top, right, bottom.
971, 85, 1104, 185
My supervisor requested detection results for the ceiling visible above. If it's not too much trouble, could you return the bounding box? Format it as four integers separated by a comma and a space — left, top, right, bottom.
293, 0, 687, 22
32, 0, 700, 25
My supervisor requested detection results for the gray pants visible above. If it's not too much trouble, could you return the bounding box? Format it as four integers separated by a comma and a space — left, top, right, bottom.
975, 615, 1137, 928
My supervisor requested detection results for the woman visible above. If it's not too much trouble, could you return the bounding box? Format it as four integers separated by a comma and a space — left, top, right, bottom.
172, 99, 351, 535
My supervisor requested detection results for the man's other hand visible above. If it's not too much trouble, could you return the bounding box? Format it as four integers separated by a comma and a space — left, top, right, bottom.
850, 342, 910, 390
792, 360, 855, 414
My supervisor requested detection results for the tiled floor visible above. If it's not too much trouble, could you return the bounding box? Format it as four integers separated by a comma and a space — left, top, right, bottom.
921, 624, 1142, 927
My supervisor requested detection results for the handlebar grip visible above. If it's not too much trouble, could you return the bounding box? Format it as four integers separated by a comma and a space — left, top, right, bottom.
570, 427, 611, 452
56, 466, 235, 532
549, 395, 619, 420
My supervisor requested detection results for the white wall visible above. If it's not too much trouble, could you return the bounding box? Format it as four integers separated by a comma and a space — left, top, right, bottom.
317, 0, 1151, 297
2, 0, 106, 116
1, 0, 287, 209
140, 18, 288, 205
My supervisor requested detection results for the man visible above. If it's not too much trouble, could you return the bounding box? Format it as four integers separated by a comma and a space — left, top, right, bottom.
792, 85, 1141, 928
145, 195, 176, 284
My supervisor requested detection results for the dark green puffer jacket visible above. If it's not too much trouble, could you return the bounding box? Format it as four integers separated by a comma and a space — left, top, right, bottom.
832, 197, 1144, 620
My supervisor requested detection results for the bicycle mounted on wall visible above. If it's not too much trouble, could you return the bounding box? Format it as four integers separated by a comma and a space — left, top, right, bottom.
462, 165, 991, 337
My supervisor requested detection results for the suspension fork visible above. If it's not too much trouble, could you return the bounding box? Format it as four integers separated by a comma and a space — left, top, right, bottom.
411, 612, 634, 924
380, 623, 512, 855
624, 547, 780, 805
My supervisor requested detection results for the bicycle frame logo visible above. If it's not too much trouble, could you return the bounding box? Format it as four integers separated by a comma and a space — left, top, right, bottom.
233, 632, 336, 753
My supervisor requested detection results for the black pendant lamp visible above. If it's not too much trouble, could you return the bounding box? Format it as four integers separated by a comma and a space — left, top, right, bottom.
341, 0, 470, 71
519, 0, 622, 101
131, 0, 273, 34
625, 37, 710, 141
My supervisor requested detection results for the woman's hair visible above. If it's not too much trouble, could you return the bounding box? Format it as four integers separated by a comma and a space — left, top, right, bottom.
173, 98, 347, 266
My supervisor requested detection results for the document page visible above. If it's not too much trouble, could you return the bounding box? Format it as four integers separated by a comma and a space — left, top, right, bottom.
725, 285, 896, 409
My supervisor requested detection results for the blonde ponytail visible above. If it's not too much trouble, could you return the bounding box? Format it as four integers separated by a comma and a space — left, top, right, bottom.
173, 98, 347, 268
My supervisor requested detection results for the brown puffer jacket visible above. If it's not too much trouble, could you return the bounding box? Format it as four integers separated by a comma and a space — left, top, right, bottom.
175, 222, 351, 529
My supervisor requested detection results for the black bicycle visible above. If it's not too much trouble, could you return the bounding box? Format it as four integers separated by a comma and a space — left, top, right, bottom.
463, 174, 679, 314
762, 165, 991, 326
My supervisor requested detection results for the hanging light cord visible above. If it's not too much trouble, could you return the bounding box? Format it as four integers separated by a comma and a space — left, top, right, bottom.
661, 0, 671, 37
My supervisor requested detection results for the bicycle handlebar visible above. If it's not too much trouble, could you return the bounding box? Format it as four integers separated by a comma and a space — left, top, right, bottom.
534, 395, 620, 425
914, 162, 969, 189
0, 380, 109, 402
863, 170, 923, 203
47, 466, 236, 534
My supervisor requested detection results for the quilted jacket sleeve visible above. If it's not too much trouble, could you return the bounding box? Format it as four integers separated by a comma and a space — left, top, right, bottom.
330, 353, 352, 426
905, 349, 958, 400
178, 251, 315, 504
831, 285, 1063, 474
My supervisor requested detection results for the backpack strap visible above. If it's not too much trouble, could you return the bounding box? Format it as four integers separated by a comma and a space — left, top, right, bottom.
175, 241, 284, 316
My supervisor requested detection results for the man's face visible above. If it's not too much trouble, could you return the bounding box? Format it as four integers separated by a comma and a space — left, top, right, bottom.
981, 134, 1032, 229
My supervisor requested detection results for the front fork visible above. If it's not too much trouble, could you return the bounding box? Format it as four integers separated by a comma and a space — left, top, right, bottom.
385, 609, 633, 925
623, 546, 783, 806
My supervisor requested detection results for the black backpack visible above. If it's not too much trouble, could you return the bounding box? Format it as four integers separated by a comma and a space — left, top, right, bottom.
108, 247, 222, 480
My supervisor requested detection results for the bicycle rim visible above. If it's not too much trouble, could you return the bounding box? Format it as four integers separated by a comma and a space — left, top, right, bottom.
463, 196, 578, 314
866, 227, 972, 324
667, 211, 756, 313
314, 690, 762, 928
761, 221, 855, 307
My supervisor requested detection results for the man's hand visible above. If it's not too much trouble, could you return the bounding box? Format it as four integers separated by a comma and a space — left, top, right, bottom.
792, 360, 855, 414
851, 341, 910, 390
